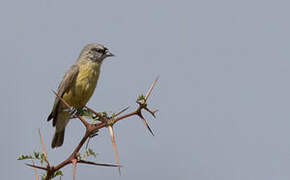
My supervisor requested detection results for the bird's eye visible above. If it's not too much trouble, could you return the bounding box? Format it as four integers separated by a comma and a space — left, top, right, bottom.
91, 48, 104, 53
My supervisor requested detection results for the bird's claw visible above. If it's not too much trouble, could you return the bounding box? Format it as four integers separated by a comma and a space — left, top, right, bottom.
63, 107, 79, 118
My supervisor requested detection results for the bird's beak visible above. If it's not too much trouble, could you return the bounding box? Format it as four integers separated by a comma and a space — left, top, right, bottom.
105, 50, 114, 57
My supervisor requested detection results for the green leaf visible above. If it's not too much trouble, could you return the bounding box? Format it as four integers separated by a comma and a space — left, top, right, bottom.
88, 148, 97, 158
40, 173, 46, 180
138, 94, 145, 101
40, 153, 46, 164
80, 148, 98, 159
80, 108, 94, 119
52, 170, 63, 178
33, 152, 40, 159
40, 170, 63, 179
100, 111, 108, 117
17, 155, 33, 160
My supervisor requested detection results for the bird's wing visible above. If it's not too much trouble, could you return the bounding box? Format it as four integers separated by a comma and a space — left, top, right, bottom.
47, 64, 79, 124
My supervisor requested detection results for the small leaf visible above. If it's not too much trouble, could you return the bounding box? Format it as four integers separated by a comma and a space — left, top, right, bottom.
40, 173, 46, 180
34, 152, 40, 159
52, 170, 63, 179
137, 94, 145, 101
81, 148, 98, 159
40, 170, 63, 180
88, 148, 97, 158
101, 112, 108, 117
17, 155, 33, 160
80, 108, 94, 119
40, 153, 46, 164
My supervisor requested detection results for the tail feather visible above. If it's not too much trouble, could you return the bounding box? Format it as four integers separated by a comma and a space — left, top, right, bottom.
51, 130, 65, 148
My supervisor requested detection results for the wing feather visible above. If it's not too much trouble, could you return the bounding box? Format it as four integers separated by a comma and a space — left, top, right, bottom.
47, 64, 79, 126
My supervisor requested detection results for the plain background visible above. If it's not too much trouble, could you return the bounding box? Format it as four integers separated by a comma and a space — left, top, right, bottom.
2, 0, 290, 179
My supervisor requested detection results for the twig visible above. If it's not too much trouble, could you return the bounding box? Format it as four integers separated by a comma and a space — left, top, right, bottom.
27, 77, 159, 179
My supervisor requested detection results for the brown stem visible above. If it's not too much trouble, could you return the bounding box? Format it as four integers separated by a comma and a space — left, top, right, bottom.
54, 130, 90, 171
39, 77, 159, 179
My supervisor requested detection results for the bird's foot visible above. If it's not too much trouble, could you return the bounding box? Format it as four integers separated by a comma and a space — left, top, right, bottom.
63, 107, 79, 118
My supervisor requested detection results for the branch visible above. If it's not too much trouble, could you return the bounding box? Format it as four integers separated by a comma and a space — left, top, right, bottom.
24, 77, 159, 179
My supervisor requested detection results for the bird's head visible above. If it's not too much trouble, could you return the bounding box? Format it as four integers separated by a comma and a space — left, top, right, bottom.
79, 43, 114, 63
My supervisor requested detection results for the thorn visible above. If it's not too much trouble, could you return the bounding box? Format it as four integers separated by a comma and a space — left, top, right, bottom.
31, 160, 39, 180
114, 106, 130, 117
25, 163, 48, 171
108, 126, 121, 175
145, 76, 159, 101
138, 113, 155, 136
38, 129, 49, 167
72, 159, 77, 180
52, 90, 71, 109
78, 160, 122, 167
144, 107, 158, 118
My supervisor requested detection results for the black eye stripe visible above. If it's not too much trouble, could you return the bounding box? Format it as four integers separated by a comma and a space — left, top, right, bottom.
91, 48, 104, 53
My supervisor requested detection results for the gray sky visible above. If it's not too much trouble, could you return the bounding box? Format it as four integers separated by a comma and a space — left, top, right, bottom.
2, 0, 290, 179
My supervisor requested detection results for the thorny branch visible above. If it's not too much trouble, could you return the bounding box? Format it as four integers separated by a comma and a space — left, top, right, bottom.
24, 77, 159, 179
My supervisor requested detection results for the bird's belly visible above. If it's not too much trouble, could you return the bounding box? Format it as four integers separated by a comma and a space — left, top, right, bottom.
63, 65, 99, 108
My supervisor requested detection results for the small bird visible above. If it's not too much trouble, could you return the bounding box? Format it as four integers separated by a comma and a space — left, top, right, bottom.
47, 43, 114, 148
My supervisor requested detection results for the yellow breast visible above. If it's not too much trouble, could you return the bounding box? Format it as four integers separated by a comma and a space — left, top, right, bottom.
63, 62, 100, 108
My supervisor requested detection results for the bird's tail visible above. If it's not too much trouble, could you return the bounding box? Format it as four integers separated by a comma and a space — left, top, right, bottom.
51, 129, 65, 148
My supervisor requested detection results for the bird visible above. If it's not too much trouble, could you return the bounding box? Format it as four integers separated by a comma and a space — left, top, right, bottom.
47, 43, 114, 148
